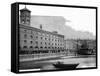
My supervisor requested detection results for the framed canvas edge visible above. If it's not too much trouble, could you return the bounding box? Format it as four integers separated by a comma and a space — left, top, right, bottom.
11, 3, 19, 73
11, 2, 98, 73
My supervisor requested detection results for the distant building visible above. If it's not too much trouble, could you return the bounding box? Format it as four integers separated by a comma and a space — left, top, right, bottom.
19, 7, 66, 59
76, 39, 96, 55
65, 39, 96, 56
65, 39, 78, 56
86, 39, 96, 54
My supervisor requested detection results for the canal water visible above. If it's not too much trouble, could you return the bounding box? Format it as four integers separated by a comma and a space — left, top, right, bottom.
19, 56, 96, 71
41, 56, 96, 70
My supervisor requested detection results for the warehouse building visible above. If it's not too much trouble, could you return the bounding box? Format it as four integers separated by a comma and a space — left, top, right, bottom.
19, 6, 66, 60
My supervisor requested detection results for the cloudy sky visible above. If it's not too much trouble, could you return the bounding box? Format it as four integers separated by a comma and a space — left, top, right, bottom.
19, 4, 96, 36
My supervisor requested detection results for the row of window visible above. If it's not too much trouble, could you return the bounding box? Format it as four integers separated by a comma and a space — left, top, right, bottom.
19, 50, 64, 54
23, 30, 59, 38
22, 46, 64, 49
20, 50, 48, 54
23, 34, 64, 42
23, 40, 64, 46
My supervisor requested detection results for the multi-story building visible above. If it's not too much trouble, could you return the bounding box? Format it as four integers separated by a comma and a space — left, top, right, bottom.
65, 39, 96, 56
65, 39, 78, 56
19, 7, 66, 60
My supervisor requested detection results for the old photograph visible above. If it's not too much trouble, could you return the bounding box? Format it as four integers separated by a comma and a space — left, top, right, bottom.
19, 4, 96, 72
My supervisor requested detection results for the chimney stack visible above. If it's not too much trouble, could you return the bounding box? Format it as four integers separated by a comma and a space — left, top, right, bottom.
40, 24, 42, 30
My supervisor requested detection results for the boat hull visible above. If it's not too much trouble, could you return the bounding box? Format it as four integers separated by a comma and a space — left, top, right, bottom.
53, 63, 79, 70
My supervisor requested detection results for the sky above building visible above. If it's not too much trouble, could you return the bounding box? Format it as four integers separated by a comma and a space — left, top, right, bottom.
19, 4, 96, 36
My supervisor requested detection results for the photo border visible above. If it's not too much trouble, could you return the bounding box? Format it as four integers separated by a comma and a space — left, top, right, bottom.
11, 2, 98, 73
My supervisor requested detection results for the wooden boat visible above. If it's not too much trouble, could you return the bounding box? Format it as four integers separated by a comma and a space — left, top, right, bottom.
53, 61, 79, 70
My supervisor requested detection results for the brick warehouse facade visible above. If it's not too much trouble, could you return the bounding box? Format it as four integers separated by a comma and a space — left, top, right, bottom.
19, 7, 66, 60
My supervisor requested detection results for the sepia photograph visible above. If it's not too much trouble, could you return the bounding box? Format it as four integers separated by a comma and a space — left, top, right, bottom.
18, 3, 97, 72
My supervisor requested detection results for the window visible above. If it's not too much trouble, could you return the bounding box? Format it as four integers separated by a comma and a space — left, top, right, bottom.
24, 30, 26, 32
45, 47, 47, 48
36, 36, 38, 39
40, 47, 43, 48
35, 46, 38, 48
30, 35, 33, 38
24, 34, 27, 38
45, 42, 47, 45
30, 41, 33, 44
30, 46, 33, 48
41, 37, 43, 39
27, 19, 30, 22
23, 46, 27, 48
36, 41, 38, 44
45, 38, 47, 40
24, 40, 27, 43
41, 42, 42, 44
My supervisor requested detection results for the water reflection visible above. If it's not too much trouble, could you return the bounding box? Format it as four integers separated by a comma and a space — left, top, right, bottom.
41, 56, 96, 70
